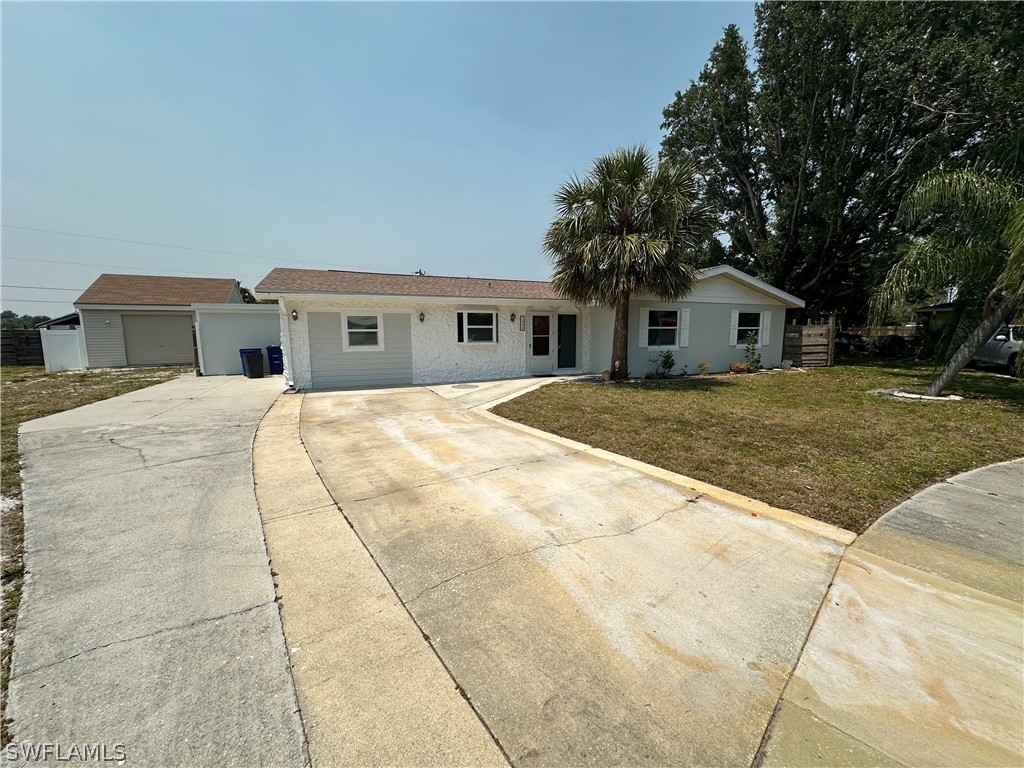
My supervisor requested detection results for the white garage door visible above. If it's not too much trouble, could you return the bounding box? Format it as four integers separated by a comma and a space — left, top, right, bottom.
122, 314, 194, 366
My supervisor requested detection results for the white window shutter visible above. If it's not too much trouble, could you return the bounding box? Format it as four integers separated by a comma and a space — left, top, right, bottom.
730, 309, 739, 347
761, 311, 771, 347
678, 309, 690, 347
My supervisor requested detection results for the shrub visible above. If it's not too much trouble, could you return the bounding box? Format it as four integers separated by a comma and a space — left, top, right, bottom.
698, 362, 710, 375
648, 349, 676, 378
729, 361, 747, 373
743, 332, 762, 372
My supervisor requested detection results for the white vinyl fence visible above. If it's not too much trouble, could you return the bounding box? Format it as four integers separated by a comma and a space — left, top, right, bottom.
41, 328, 87, 372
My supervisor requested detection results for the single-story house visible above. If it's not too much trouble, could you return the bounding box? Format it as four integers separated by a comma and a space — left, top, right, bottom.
254, 265, 805, 390
74, 274, 243, 367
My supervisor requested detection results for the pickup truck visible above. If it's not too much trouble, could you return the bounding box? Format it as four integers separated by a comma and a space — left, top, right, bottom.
973, 324, 1022, 371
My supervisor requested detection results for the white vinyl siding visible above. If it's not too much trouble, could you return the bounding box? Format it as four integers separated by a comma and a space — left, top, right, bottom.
730, 309, 772, 348
80, 310, 128, 368
308, 311, 412, 389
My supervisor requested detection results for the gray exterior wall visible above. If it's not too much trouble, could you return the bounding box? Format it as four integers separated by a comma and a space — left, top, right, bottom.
307, 311, 413, 389
589, 300, 787, 376
80, 310, 127, 368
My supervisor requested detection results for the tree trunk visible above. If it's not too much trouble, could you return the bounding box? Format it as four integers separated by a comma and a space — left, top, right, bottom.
924, 301, 1016, 396
610, 291, 631, 380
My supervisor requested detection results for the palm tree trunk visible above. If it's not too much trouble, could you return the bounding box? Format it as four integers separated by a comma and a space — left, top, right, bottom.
924, 301, 1016, 396
610, 291, 631, 380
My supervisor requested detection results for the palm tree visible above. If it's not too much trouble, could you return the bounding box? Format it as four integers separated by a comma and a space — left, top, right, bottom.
544, 146, 715, 380
872, 132, 1023, 396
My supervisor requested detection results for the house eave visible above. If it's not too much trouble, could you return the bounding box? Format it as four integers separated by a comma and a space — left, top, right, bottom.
253, 290, 574, 307
75, 303, 196, 312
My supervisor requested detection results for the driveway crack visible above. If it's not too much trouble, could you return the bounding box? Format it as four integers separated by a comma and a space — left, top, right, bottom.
107, 437, 147, 468
12, 601, 275, 681
405, 497, 703, 605
346, 450, 584, 503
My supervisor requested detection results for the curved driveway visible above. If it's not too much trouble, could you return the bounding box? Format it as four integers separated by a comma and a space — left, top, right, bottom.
293, 379, 850, 766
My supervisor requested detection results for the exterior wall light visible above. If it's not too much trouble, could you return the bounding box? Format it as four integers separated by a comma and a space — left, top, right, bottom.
290, 309, 298, 321
419, 312, 425, 323
510, 312, 517, 323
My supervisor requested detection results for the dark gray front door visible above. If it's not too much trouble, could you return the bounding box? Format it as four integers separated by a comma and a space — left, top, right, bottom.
557, 314, 577, 369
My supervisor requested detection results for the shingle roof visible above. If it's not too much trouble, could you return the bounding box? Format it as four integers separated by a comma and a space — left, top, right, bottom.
255, 268, 562, 301
75, 274, 238, 306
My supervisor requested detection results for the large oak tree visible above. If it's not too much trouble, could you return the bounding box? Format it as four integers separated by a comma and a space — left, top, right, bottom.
661, 1, 1024, 320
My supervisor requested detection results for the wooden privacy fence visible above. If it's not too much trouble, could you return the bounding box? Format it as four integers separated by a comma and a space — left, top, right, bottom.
783, 319, 835, 367
846, 325, 917, 339
1, 329, 45, 366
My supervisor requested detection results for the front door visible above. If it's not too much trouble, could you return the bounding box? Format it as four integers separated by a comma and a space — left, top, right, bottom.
528, 313, 553, 373
557, 314, 577, 369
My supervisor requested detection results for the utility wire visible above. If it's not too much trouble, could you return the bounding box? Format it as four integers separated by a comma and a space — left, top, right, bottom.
1, 285, 85, 291
1, 224, 358, 269
0, 298, 79, 306
2, 256, 262, 280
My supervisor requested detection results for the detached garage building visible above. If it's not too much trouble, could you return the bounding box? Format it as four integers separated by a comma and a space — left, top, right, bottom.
75, 274, 242, 368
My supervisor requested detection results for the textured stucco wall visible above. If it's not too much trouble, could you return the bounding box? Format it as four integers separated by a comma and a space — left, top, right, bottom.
278, 297, 592, 389
412, 303, 528, 384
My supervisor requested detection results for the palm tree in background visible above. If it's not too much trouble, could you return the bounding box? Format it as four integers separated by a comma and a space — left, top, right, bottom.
872, 132, 1024, 395
544, 145, 715, 380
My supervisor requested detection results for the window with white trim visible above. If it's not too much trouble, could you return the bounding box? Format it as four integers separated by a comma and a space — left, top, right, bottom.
730, 310, 771, 347
642, 308, 689, 349
342, 313, 384, 351
457, 311, 498, 344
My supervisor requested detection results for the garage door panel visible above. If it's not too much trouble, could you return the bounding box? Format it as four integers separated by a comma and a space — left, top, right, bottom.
308, 312, 412, 389
123, 314, 194, 366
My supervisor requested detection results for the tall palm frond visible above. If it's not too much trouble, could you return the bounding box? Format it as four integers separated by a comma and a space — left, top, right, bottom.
872, 130, 1024, 393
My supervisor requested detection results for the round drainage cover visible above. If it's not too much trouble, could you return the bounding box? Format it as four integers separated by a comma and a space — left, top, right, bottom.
452, 383, 479, 389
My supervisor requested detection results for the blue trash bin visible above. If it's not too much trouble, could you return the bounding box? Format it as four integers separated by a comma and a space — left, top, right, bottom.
239, 348, 262, 376
266, 345, 284, 375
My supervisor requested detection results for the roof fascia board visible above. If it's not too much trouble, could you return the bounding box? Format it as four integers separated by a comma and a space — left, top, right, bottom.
191, 303, 280, 312
75, 304, 196, 312
255, 291, 573, 306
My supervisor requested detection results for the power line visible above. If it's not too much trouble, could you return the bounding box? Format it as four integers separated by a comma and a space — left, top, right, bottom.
0, 298, 77, 305
1, 285, 85, 291
2, 256, 262, 280
1, 224, 358, 269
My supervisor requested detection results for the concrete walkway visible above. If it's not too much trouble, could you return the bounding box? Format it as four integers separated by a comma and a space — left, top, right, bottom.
757, 459, 1024, 767
259, 379, 853, 767
9, 376, 307, 767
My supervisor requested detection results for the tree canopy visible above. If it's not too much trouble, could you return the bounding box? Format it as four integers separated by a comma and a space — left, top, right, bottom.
1, 312, 53, 329
661, 1, 1024, 321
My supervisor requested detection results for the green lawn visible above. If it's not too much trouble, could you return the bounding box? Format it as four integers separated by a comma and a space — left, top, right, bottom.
0, 364, 186, 744
492, 360, 1023, 533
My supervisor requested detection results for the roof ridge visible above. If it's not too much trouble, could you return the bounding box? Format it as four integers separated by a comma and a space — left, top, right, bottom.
272, 267, 552, 285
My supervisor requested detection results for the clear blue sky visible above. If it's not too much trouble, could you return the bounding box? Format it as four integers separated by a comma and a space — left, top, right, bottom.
1, 1, 754, 317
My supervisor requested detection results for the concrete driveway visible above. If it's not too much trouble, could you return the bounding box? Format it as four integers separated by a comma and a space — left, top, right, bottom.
9, 375, 306, 767
273, 379, 853, 766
